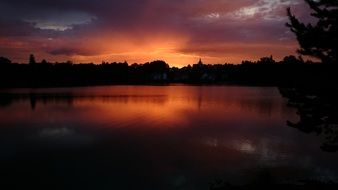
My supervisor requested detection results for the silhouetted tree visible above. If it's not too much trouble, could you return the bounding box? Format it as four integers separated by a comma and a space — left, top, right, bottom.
0, 57, 11, 65
146, 60, 169, 72
241, 60, 254, 65
29, 54, 36, 65
283, 55, 304, 64
287, 0, 338, 64
283, 2, 338, 152
41, 59, 48, 64
257, 55, 275, 64
280, 88, 338, 152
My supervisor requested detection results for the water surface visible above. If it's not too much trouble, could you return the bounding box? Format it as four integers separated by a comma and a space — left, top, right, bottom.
0, 86, 337, 189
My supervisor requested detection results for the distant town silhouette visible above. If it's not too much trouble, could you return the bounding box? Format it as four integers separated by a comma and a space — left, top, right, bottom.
0, 54, 337, 88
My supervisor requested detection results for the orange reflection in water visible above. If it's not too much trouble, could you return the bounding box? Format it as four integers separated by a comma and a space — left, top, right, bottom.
2, 86, 338, 188
0, 86, 297, 129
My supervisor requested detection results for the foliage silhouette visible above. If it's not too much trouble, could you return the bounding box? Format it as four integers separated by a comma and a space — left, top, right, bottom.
280, 88, 338, 152
0, 56, 11, 65
283, 0, 338, 152
287, 0, 338, 64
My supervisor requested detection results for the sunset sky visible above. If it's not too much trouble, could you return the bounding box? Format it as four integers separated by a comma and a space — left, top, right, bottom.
0, 0, 312, 67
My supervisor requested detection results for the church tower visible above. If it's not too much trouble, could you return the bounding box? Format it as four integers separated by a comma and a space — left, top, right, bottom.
197, 58, 203, 65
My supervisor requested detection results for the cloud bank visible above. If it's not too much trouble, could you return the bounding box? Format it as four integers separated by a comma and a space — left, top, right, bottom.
0, 0, 312, 66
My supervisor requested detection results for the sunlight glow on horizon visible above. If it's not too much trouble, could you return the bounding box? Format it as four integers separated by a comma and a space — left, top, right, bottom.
0, 0, 310, 67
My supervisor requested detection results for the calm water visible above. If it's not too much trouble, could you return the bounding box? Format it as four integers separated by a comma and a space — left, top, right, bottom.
0, 86, 338, 189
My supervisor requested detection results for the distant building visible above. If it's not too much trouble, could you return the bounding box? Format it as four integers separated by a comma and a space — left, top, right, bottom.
29, 54, 36, 65
193, 58, 204, 69
197, 58, 203, 65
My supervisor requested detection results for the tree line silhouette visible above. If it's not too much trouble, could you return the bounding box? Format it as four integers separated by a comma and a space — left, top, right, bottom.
1, 54, 337, 88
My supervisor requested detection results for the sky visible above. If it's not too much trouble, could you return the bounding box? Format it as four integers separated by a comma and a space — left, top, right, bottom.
0, 0, 312, 67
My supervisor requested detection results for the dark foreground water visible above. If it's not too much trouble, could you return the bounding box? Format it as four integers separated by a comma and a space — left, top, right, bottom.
0, 86, 338, 189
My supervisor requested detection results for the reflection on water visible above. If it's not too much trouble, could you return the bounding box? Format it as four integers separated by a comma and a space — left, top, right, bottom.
0, 86, 338, 189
